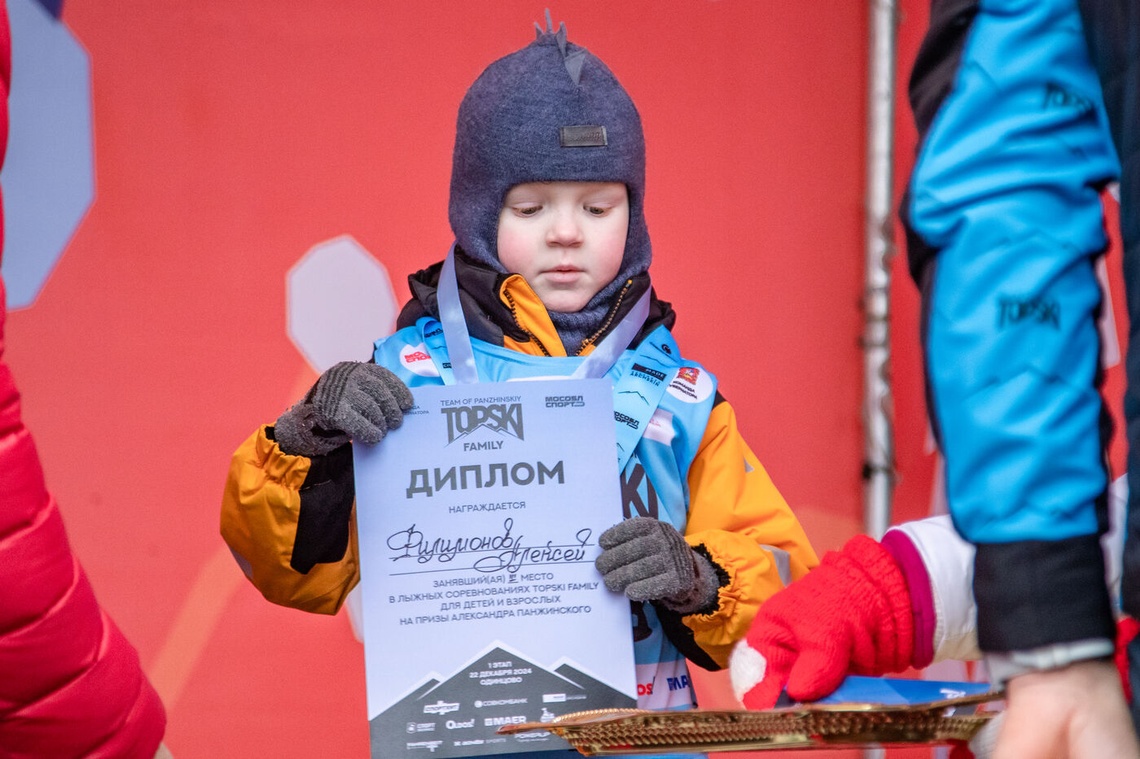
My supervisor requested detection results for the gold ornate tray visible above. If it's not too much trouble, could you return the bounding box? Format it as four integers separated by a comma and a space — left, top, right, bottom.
497, 691, 1003, 755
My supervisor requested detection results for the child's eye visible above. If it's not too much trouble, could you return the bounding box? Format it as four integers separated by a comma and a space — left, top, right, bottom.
586, 205, 609, 216
514, 205, 541, 216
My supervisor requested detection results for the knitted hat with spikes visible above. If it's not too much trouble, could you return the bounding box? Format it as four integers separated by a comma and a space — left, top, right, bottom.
448, 14, 651, 344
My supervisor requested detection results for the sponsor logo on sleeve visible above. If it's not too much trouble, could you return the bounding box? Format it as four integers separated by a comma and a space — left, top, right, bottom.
630, 363, 667, 385
401, 342, 441, 378
615, 411, 640, 430
997, 295, 1060, 329
545, 394, 584, 408
1043, 82, 1094, 115
666, 366, 713, 404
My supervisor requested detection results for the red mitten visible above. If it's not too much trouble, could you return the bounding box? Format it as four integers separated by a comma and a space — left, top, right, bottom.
729, 534, 915, 709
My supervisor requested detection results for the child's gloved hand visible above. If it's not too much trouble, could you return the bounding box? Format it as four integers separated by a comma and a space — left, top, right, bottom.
273, 361, 414, 456
595, 517, 720, 614
728, 534, 914, 710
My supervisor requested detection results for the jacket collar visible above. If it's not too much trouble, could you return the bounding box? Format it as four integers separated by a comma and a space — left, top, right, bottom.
397, 249, 675, 356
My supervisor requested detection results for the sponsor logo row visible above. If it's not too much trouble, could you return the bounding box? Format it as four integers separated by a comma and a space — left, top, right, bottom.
421, 693, 583, 717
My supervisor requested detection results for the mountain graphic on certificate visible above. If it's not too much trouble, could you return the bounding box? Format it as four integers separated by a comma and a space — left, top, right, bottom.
371, 645, 634, 758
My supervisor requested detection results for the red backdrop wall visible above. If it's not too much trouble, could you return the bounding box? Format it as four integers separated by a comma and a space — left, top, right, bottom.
10, 2, 1126, 757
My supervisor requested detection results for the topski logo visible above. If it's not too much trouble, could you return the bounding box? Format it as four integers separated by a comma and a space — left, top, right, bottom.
441, 403, 524, 444
1043, 82, 1094, 115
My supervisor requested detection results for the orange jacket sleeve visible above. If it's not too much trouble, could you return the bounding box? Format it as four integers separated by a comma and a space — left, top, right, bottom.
220, 426, 359, 615
681, 398, 819, 667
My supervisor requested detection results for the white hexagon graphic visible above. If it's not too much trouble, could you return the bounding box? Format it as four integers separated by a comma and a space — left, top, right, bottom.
1, 0, 94, 310
288, 236, 400, 372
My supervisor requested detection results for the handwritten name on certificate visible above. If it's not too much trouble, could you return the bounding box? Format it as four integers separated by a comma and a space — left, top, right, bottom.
353, 379, 637, 758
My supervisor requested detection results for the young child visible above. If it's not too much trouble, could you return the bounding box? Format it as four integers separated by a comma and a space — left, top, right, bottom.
221, 16, 817, 756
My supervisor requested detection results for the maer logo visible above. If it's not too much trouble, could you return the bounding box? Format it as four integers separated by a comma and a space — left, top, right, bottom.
631, 363, 666, 384
442, 403, 524, 444
483, 715, 527, 727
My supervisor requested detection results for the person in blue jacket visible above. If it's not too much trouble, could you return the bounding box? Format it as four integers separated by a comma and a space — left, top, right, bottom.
733, 1, 1140, 757
729, 0, 1140, 752
902, 1, 1139, 755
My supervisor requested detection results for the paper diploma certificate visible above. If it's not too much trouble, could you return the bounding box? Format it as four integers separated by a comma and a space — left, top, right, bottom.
354, 378, 638, 758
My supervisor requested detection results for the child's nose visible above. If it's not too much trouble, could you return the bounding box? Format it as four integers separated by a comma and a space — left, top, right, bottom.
545, 209, 583, 247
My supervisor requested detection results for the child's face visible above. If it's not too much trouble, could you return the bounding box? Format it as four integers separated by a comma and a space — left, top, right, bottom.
497, 181, 629, 313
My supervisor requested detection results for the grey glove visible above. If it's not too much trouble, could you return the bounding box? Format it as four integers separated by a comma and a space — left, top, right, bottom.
273, 361, 414, 456
595, 517, 721, 615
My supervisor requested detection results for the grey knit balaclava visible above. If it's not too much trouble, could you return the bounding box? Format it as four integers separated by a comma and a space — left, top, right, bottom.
449, 16, 651, 348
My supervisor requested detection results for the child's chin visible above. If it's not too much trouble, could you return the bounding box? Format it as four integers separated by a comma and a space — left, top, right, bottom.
544, 296, 591, 313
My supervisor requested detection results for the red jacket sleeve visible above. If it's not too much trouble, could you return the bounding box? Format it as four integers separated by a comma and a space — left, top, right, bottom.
0, 3, 165, 753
